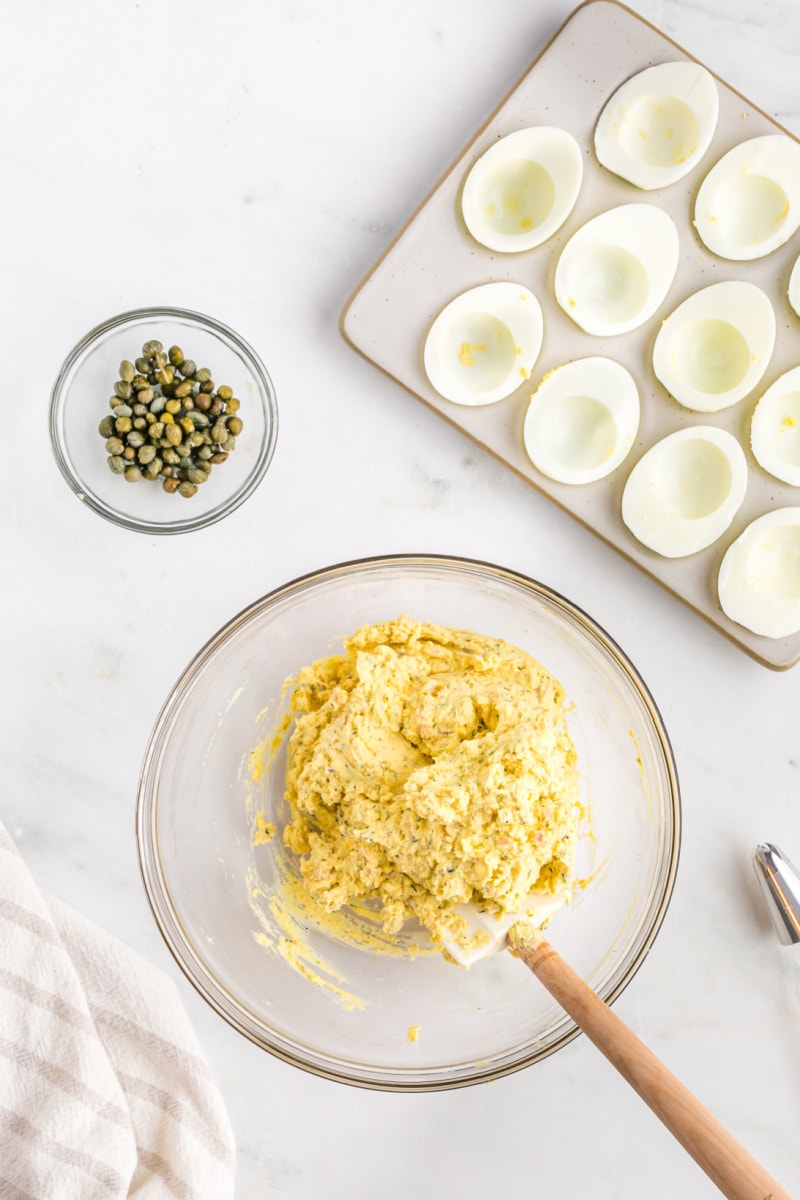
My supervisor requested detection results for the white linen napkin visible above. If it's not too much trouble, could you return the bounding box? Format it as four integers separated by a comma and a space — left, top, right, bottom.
0, 820, 236, 1199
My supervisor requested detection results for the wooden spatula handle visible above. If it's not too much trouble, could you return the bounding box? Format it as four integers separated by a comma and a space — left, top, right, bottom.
514, 938, 792, 1200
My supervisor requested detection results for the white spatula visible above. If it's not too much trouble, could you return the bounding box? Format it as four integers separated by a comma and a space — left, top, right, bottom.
445, 912, 792, 1200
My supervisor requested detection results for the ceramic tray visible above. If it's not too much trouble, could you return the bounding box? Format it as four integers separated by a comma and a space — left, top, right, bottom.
340, 0, 800, 671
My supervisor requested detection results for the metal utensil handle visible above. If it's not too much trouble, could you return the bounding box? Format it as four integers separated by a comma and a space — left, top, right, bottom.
514, 938, 792, 1200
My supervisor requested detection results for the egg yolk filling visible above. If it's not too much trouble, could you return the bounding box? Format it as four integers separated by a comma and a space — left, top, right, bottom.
282, 616, 580, 953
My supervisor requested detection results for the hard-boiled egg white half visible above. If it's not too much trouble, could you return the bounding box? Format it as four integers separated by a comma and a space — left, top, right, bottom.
718, 507, 800, 638
461, 127, 583, 253
652, 280, 775, 412
694, 134, 800, 260
622, 426, 747, 558
750, 367, 800, 487
788, 252, 800, 319
555, 204, 679, 336
522, 357, 640, 485
423, 282, 544, 406
594, 61, 719, 190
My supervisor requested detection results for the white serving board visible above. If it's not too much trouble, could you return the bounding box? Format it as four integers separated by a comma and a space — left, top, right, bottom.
340, 0, 800, 671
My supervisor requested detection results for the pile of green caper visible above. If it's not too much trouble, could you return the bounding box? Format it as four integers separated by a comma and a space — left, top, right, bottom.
97, 340, 243, 498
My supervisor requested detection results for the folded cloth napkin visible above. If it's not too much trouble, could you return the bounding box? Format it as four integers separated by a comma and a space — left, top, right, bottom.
0, 820, 236, 1199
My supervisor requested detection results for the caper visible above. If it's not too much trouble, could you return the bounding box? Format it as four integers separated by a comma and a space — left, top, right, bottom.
101, 338, 241, 498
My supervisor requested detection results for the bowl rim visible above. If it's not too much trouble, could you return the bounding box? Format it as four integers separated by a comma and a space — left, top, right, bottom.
49, 305, 279, 535
136, 552, 682, 1090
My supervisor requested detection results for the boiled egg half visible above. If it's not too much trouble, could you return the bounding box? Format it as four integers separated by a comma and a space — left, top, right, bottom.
555, 204, 679, 336
423, 282, 544, 406
718, 508, 800, 638
522, 357, 640, 485
788, 252, 800, 318
652, 281, 775, 412
750, 367, 800, 486
461, 127, 583, 253
694, 134, 800, 260
622, 426, 747, 557
594, 61, 719, 190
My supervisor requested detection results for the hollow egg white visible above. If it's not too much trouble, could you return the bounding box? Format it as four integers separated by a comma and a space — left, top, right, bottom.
423, 282, 544, 406
594, 61, 719, 190
718, 507, 800, 638
554, 204, 679, 336
621, 426, 748, 558
522, 357, 640, 485
652, 280, 775, 412
750, 367, 800, 486
461, 127, 583, 253
694, 134, 800, 260
788, 252, 800, 319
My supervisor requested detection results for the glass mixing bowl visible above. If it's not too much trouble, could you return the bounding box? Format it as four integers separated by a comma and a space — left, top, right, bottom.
49, 307, 278, 534
137, 555, 680, 1090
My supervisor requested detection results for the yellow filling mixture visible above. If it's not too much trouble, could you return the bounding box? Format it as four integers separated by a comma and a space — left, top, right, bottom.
281, 615, 581, 956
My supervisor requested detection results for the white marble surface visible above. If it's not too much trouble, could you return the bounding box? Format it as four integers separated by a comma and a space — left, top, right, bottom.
4, 0, 800, 1195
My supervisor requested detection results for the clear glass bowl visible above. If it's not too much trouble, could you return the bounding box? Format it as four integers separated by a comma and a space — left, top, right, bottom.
137, 555, 680, 1090
49, 307, 278, 534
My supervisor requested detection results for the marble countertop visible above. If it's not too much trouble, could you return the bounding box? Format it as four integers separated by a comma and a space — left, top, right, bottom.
4, 0, 800, 1195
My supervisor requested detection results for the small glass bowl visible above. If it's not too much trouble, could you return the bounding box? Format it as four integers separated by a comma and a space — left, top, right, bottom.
49, 307, 278, 535
137, 555, 681, 1091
